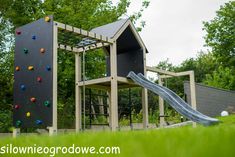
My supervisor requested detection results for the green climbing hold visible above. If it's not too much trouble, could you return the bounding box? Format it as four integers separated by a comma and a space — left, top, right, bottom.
24, 48, 28, 54
44, 101, 50, 107
16, 120, 22, 126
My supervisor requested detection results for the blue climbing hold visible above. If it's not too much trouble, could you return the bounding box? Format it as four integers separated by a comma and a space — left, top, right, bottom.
20, 84, 26, 91
36, 120, 43, 125
46, 65, 51, 71
32, 35, 36, 40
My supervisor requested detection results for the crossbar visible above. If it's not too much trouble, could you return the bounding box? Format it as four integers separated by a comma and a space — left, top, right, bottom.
55, 21, 113, 44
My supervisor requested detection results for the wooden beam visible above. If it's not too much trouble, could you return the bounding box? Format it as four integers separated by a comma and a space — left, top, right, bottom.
77, 77, 111, 86
58, 43, 110, 54
146, 66, 177, 76
77, 43, 110, 53
117, 77, 135, 85
176, 71, 193, 76
84, 85, 110, 90
55, 21, 113, 43
158, 71, 193, 79
58, 44, 79, 53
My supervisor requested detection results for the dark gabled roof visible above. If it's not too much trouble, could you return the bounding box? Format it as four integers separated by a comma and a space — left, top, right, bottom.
90, 19, 149, 53
91, 19, 128, 38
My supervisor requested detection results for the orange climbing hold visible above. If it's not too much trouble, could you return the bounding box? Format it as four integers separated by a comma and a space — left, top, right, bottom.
40, 48, 45, 53
15, 66, 20, 71
28, 66, 34, 71
44, 16, 50, 22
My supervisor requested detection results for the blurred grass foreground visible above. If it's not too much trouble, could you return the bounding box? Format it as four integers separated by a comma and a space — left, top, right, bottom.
0, 115, 235, 157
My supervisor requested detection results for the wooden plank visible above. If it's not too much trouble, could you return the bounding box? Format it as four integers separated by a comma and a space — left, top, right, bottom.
146, 66, 177, 76
88, 31, 95, 38
77, 43, 110, 53
65, 24, 73, 31
84, 85, 110, 90
55, 22, 65, 29
176, 71, 192, 76
158, 71, 193, 79
58, 43, 110, 53
158, 75, 174, 79
117, 77, 135, 84
77, 77, 111, 86
58, 44, 79, 53
117, 84, 139, 89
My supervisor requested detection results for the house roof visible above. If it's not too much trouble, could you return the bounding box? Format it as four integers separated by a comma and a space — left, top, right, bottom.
91, 19, 128, 38
91, 19, 149, 53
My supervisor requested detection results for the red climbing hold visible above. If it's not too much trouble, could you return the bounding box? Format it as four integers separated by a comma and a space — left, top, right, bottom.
30, 97, 36, 102
16, 30, 21, 35
14, 105, 20, 109
37, 77, 42, 82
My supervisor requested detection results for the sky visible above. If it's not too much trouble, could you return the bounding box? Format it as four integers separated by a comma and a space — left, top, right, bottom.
115, 0, 231, 66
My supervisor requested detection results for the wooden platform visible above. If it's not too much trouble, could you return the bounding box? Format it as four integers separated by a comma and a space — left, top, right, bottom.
77, 76, 139, 90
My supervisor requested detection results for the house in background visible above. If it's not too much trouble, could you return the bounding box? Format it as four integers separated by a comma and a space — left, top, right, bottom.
184, 82, 235, 117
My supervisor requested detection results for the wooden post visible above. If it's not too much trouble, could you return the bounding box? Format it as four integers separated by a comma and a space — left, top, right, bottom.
142, 88, 148, 129
13, 128, 20, 138
52, 22, 58, 133
109, 41, 118, 131
107, 90, 111, 125
98, 91, 104, 115
158, 76, 165, 127
142, 48, 148, 129
75, 53, 82, 132
48, 127, 57, 136
190, 71, 197, 127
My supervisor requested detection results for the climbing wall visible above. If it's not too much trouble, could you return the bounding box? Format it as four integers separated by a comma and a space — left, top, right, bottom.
13, 16, 54, 128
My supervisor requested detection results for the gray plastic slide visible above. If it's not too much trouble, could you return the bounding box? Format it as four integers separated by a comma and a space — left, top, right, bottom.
127, 71, 219, 125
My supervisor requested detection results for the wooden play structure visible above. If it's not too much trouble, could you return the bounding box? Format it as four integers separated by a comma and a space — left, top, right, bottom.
13, 16, 218, 136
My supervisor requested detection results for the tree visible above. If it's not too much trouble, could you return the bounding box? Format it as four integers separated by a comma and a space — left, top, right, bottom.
203, 1, 235, 66
177, 51, 218, 83
0, 0, 150, 130
203, 66, 235, 90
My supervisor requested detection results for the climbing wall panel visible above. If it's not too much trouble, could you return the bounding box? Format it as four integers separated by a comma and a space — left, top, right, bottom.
13, 16, 54, 128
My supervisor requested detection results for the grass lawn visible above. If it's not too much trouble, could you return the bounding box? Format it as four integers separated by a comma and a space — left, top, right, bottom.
1, 115, 235, 157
